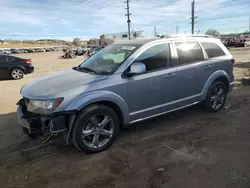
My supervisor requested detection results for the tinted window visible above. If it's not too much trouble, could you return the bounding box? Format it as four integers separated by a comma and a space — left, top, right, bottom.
176, 42, 204, 64
201, 42, 225, 58
0, 55, 6, 64
79, 44, 139, 75
136, 43, 171, 72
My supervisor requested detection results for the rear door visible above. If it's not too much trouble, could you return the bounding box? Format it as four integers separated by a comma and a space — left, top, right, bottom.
173, 41, 212, 103
200, 42, 233, 82
0, 55, 9, 78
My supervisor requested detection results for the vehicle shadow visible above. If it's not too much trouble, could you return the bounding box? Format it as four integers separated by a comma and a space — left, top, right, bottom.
0, 77, 13, 81
234, 61, 250, 69
119, 104, 206, 141
0, 105, 205, 162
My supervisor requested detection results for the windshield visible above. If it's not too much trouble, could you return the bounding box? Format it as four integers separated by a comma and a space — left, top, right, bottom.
78, 44, 139, 75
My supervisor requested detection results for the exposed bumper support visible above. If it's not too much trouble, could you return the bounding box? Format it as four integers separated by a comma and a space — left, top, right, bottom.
17, 99, 77, 144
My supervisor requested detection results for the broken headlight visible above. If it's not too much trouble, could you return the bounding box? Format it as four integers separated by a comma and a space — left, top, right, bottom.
27, 98, 63, 114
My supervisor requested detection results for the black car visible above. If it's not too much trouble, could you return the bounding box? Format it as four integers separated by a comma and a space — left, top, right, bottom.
0, 55, 34, 80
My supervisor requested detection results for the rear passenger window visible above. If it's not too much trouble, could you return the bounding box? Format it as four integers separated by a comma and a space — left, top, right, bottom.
176, 42, 204, 64
201, 42, 225, 58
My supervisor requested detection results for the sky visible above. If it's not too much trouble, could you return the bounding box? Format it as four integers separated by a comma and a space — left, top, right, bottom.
0, 0, 249, 41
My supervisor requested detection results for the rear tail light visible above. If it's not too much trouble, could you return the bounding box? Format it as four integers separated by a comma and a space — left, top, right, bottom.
24, 59, 31, 63
232, 58, 235, 66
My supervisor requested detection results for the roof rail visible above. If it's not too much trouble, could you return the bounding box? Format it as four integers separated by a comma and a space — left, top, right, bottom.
160, 34, 214, 38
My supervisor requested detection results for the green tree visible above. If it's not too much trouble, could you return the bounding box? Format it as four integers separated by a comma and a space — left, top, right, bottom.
205, 29, 220, 37
72, 37, 81, 46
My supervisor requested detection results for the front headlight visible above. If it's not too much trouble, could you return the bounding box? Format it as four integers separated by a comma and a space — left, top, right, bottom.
27, 98, 63, 114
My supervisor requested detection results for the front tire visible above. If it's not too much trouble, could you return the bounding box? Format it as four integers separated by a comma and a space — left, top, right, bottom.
72, 105, 120, 153
11, 68, 24, 80
204, 81, 227, 112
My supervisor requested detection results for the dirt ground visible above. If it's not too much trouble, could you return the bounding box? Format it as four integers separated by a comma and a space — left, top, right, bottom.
0, 49, 250, 188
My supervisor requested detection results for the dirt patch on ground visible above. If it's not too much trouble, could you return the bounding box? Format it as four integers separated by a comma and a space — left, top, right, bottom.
0, 50, 250, 188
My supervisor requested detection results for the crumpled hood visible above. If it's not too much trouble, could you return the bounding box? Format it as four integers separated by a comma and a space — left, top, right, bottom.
21, 69, 108, 99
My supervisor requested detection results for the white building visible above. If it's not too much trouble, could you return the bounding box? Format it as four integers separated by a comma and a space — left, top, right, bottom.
102, 31, 143, 41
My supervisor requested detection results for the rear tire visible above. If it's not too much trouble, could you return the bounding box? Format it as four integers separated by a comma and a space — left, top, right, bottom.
204, 81, 227, 112
72, 104, 120, 153
11, 68, 24, 80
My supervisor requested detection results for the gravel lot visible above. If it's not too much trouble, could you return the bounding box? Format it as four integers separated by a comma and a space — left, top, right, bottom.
0, 49, 250, 188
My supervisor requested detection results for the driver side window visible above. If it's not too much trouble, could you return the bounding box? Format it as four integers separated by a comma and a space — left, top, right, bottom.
135, 43, 171, 72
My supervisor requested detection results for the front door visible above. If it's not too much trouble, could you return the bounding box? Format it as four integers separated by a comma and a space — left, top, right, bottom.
125, 43, 178, 122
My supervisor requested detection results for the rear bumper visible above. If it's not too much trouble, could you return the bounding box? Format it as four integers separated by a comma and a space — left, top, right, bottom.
24, 66, 34, 74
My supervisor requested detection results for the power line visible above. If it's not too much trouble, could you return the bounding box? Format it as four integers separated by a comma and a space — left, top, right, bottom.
198, 12, 250, 22
125, 0, 131, 40
196, 0, 250, 10
197, 20, 248, 27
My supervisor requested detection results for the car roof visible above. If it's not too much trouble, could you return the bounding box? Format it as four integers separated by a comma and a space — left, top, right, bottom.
114, 38, 160, 45
114, 36, 221, 46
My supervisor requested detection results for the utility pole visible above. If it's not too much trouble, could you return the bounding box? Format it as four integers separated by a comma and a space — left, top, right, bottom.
249, 16, 250, 32
191, 0, 197, 34
154, 26, 157, 37
125, 0, 131, 40
176, 26, 180, 34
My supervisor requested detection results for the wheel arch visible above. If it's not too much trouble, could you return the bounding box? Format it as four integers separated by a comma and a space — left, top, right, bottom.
9, 66, 25, 76
78, 100, 125, 129
201, 70, 230, 100
66, 91, 129, 126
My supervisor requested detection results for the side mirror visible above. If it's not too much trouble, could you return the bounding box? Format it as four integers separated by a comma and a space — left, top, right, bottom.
127, 62, 146, 76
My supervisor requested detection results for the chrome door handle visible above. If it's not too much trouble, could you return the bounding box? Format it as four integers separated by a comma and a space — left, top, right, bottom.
204, 65, 212, 69
164, 73, 176, 78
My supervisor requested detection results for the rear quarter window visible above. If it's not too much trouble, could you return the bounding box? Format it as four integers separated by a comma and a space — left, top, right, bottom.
7, 56, 21, 62
201, 42, 226, 58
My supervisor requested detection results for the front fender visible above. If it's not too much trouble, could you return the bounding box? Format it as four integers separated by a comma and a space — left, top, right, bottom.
201, 70, 229, 100
65, 91, 129, 125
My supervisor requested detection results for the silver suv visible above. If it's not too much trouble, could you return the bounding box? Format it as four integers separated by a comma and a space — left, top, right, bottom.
17, 37, 234, 153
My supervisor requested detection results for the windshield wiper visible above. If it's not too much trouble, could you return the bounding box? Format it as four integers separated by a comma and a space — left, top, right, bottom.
80, 67, 97, 74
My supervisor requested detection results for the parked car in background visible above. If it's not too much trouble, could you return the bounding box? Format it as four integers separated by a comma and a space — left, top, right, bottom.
245, 39, 250, 47
0, 54, 34, 79
10, 49, 20, 54
22, 49, 29, 53
0, 49, 10, 54
19, 49, 25, 53
3, 49, 11, 54
27, 48, 36, 53
35, 48, 43, 52
17, 37, 234, 153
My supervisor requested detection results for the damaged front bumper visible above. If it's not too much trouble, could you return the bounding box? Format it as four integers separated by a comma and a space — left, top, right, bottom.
17, 98, 77, 143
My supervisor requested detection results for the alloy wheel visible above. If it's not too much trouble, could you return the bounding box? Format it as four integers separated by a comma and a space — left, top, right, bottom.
12, 69, 23, 79
210, 86, 226, 110
81, 114, 115, 149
